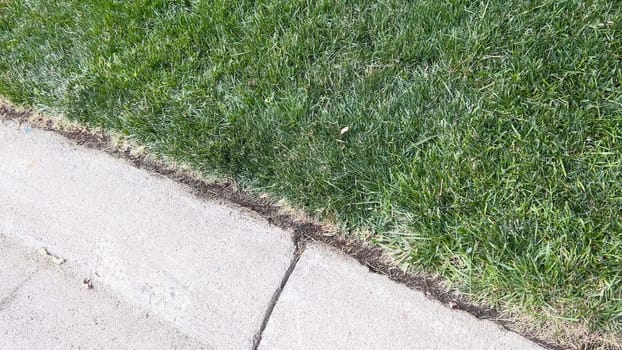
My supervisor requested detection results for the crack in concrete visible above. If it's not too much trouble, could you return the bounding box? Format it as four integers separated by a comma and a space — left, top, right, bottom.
251, 232, 306, 350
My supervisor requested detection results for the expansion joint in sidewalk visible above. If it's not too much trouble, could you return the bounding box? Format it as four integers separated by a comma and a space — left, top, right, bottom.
252, 231, 306, 350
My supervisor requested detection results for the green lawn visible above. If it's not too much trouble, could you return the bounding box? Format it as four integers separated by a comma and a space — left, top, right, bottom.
2, 0, 621, 346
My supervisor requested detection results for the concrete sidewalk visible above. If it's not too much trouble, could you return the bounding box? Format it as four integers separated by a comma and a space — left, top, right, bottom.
0, 235, 201, 349
0, 118, 544, 349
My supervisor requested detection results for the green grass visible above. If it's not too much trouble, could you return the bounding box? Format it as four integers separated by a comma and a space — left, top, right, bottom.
2, 0, 622, 344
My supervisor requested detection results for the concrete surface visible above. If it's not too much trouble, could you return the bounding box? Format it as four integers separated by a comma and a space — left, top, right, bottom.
0, 120, 295, 349
259, 243, 543, 350
0, 235, 202, 349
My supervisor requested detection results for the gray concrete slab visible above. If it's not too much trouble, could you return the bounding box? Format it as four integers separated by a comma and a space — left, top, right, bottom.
0, 120, 295, 349
259, 243, 543, 350
0, 235, 202, 350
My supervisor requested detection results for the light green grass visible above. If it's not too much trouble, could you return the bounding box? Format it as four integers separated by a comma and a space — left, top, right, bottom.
2, 0, 622, 345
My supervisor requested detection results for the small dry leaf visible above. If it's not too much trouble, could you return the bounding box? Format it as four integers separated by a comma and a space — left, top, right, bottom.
38, 247, 66, 265
340, 126, 349, 135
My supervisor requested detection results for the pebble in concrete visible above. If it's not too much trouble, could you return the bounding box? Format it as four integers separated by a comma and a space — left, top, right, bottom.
0, 236, 201, 350
259, 243, 543, 350
0, 121, 295, 349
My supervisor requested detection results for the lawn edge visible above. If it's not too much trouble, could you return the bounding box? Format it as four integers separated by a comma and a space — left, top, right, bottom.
0, 98, 604, 350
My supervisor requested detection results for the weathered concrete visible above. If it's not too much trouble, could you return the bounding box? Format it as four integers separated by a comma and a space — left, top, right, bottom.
259, 243, 543, 350
0, 120, 295, 349
0, 235, 201, 349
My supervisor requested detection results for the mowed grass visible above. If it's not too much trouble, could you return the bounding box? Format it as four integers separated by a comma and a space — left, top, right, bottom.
2, 0, 622, 344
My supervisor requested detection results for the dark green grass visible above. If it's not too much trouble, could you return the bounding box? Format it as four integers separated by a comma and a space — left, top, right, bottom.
2, 0, 622, 342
